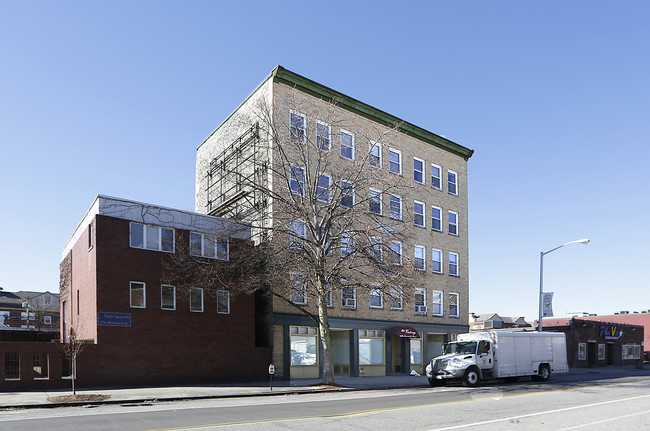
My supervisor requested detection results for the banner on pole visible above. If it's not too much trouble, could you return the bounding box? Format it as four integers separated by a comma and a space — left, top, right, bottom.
542, 292, 554, 317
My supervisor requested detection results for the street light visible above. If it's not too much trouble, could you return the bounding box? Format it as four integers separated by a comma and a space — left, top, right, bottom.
538, 238, 590, 332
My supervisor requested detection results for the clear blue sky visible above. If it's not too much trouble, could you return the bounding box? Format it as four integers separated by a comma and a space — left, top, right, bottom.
1, 1, 648, 321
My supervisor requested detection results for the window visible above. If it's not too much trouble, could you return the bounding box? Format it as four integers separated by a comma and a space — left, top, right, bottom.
449, 211, 459, 236
389, 148, 402, 175
390, 241, 403, 266
369, 188, 382, 215
370, 288, 383, 309
390, 286, 403, 310
320, 285, 333, 308
88, 223, 94, 249
319, 226, 333, 256
290, 273, 307, 305
21, 312, 35, 321
290, 220, 306, 249
190, 288, 204, 312
217, 290, 230, 314
578, 343, 587, 360
341, 180, 355, 208
340, 129, 355, 160
413, 157, 425, 184
414, 245, 426, 271
369, 141, 382, 168
598, 344, 606, 361
359, 329, 385, 365
448, 170, 458, 196
622, 344, 641, 360
289, 166, 305, 196
369, 237, 382, 262
449, 292, 459, 317
449, 252, 459, 277
341, 232, 355, 258
290, 326, 318, 366
43, 316, 52, 325
316, 121, 331, 151
33, 353, 49, 379
130, 281, 146, 308
342, 284, 356, 309
130, 223, 174, 252
190, 232, 229, 260
415, 288, 427, 314
161, 285, 176, 310
5, 353, 19, 380
317, 174, 331, 203
431, 206, 442, 232
431, 163, 442, 190
290, 110, 306, 144
432, 249, 443, 274
432, 290, 443, 316
389, 194, 402, 220
410, 338, 422, 366
414, 200, 425, 228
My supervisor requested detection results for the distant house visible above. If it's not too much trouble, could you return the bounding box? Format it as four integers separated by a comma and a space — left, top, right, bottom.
0, 290, 59, 332
468, 313, 531, 331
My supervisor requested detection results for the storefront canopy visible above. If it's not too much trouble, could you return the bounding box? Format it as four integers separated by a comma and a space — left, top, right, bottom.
387, 326, 420, 338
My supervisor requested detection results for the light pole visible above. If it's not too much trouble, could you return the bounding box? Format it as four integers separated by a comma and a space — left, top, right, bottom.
538, 238, 590, 332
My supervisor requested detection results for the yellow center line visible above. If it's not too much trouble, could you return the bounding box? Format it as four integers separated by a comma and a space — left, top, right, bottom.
146, 378, 650, 431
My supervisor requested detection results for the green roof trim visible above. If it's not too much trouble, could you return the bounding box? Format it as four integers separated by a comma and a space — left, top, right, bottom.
271, 66, 474, 160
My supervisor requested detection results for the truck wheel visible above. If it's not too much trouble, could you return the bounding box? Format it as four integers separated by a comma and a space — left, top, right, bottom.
428, 378, 443, 387
462, 367, 480, 387
538, 365, 551, 381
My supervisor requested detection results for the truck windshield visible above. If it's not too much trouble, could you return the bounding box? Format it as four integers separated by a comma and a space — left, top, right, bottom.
443, 342, 477, 355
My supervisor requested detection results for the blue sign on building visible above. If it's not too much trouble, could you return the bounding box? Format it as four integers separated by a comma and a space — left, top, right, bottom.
98, 312, 131, 327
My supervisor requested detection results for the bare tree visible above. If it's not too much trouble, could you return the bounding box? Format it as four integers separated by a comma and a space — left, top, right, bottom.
168, 95, 423, 384
61, 326, 87, 395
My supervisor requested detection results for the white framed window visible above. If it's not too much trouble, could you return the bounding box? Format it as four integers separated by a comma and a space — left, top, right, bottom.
389, 148, 402, 175
414, 200, 425, 228
432, 290, 443, 316
431, 163, 442, 190
21, 312, 35, 321
316, 121, 331, 151
190, 287, 204, 312
448, 170, 458, 196
432, 249, 443, 274
370, 287, 384, 309
290, 326, 318, 366
190, 232, 229, 260
289, 166, 305, 196
390, 240, 403, 266
359, 329, 385, 365
290, 110, 306, 144
342, 284, 356, 309
130, 222, 174, 253
130, 281, 146, 308
161, 285, 176, 311
290, 220, 306, 249
290, 272, 307, 305
415, 287, 427, 314
43, 316, 52, 325
369, 141, 382, 168
88, 223, 94, 250
370, 237, 382, 262
390, 286, 403, 310
217, 290, 230, 314
449, 252, 459, 277
449, 211, 459, 236
341, 232, 355, 258
622, 344, 641, 360
389, 194, 402, 220
431, 206, 442, 232
369, 188, 382, 215
578, 343, 587, 360
340, 129, 355, 160
449, 292, 459, 317
319, 284, 333, 308
413, 157, 425, 184
317, 174, 332, 203
598, 344, 605, 361
341, 180, 355, 208
414, 245, 426, 271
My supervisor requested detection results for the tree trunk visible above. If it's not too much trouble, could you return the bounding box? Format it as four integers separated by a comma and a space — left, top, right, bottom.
318, 298, 335, 385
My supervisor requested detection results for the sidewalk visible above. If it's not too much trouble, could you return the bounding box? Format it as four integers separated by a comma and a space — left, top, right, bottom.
0, 365, 647, 410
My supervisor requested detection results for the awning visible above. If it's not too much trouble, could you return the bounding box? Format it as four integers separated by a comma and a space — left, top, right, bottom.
387, 326, 420, 338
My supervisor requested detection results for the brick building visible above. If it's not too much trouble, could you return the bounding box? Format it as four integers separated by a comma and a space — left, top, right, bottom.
195, 66, 474, 379
54, 195, 271, 387
0, 290, 59, 332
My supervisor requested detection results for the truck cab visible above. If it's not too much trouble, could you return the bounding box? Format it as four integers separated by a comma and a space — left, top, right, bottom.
426, 339, 492, 387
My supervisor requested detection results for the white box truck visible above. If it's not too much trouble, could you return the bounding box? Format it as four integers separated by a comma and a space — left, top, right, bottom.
425, 331, 568, 387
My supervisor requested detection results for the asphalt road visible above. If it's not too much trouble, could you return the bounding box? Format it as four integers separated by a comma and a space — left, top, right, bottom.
2, 372, 649, 430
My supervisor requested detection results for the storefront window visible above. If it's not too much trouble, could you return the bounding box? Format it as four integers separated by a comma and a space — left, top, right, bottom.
622, 344, 641, 360
359, 330, 385, 365
410, 338, 422, 365
290, 326, 318, 366
598, 344, 605, 361
578, 343, 586, 360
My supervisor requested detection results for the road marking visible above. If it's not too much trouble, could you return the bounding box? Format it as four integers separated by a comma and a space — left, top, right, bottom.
558, 409, 650, 430
146, 379, 650, 430
426, 393, 650, 431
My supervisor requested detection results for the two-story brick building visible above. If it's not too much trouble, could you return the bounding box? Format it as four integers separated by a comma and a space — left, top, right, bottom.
194, 66, 474, 379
